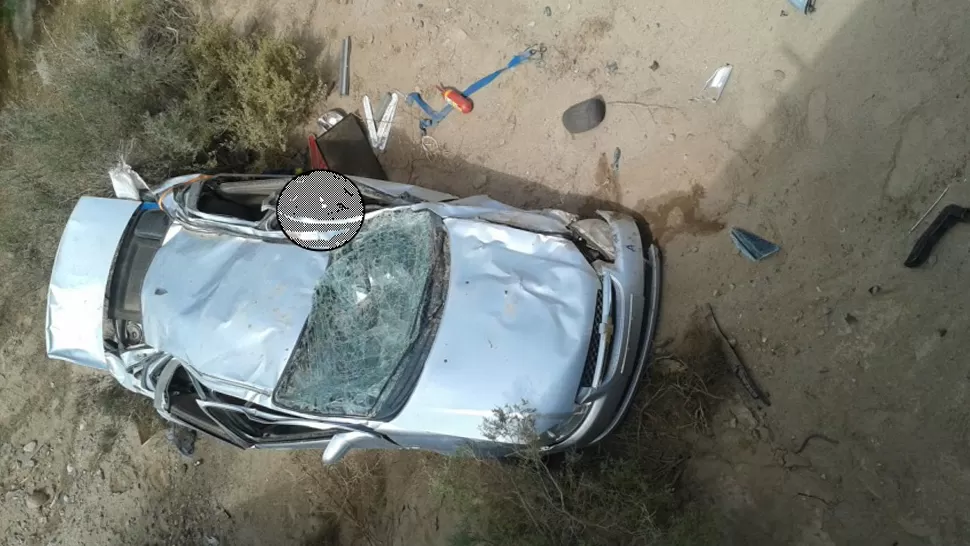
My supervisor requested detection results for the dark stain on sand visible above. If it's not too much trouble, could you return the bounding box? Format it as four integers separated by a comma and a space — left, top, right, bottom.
638, 185, 725, 244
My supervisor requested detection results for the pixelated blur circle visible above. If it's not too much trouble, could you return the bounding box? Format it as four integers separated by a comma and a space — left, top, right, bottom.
277, 170, 364, 251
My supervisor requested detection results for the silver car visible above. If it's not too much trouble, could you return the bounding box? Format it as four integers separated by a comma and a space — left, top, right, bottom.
46, 165, 661, 463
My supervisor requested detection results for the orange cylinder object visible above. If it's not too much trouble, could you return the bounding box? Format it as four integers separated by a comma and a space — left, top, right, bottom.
439, 86, 474, 114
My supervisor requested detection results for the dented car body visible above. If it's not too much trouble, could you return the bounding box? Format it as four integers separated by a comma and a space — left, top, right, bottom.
46, 166, 661, 463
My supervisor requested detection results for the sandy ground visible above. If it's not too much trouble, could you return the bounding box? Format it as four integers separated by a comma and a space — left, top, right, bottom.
4, 0, 970, 544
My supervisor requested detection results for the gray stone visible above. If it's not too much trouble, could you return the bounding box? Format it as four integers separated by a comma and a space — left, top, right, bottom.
25, 490, 49, 510
22, 441, 36, 454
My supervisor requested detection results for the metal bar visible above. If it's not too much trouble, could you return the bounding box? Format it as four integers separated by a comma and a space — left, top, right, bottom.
339, 37, 351, 96
909, 185, 950, 233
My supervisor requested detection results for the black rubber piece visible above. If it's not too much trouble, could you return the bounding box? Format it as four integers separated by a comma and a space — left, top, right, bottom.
562, 97, 606, 134
905, 204, 970, 267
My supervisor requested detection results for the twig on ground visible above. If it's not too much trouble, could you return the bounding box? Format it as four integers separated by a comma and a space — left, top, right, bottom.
706, 303, 771, 405
793, 433, 839, 454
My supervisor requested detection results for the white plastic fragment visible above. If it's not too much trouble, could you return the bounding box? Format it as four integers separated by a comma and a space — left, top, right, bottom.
699, 64, 733, 103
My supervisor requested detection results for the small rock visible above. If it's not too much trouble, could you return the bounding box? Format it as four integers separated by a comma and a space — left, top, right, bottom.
23, 459, 35, 469
713, 289, 721, 297
773, 69, 786, 81
728, 337, 738, 347
26, 490, 49, 510
843, 313, 858, 325
868, 285, 881, 295
667, 133, 677, 142
761, 336, 768, 344
754, 426, 771, 441
655, 358, 686, 376
417, 2, 423, 7
22, 441, 36, 454
205, 537, 220, 546
650, 60, 660, 71
780, 9, 789, 16
543, 6, 552, 16
732, 406, 758, 430
66, 464, 74, 474
606, 61, 618, 74
527, 21, 536, 27
938, 328, 948, 338
690, 246, 699, 253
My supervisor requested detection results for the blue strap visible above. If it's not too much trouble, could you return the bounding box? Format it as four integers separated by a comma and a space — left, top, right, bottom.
406, 47, 539, 133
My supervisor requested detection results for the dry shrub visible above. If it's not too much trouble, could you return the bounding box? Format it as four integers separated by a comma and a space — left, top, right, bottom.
310, 452, 388, 546
425, 316, 727, 546
0, 0, 324, 256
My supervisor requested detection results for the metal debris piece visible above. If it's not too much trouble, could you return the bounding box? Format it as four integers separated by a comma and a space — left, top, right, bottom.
787, 0, 816, 14
650, 60, 660, 71
362, 95, 377, 148
730, 227, 780, 261
699, 64, 733, 103
339, 37, 351, 96
909, 185, 949, 233
706, 304, 770, 405
362, 93, 400, 152
316, 109, 346, 133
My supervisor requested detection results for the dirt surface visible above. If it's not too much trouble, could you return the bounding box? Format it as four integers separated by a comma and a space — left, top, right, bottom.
4, 0, 970, 544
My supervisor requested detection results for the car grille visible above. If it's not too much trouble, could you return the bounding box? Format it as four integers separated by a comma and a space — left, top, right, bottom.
579, 289, 604, 388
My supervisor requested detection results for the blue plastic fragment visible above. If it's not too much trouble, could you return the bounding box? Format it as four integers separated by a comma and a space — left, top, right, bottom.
787, 0, 815, 14
730, 228, 780, 262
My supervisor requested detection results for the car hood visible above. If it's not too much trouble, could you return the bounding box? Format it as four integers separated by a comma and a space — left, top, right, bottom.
386, 217, 600, 440
47, 197, 141, 369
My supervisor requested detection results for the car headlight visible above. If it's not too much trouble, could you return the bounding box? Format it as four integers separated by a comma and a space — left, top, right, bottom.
539, 404, 591, 447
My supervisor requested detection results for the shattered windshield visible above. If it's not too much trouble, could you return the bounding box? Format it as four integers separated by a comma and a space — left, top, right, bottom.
273, 209, 447, 418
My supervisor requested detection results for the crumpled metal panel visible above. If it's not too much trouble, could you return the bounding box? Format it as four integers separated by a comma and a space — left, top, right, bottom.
109, 162, 150, 200
46, 197, 140, 369
140, 225, 330, 403
414, 195, 573, 235
385, 217, 599, 440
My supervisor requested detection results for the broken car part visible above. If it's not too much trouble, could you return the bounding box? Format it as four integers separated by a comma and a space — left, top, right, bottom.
362, 92, 400, 152
706, 304, 770, 405
730, 227, 780, 262
316, 109, 346, 133
787, 0, 816, 14
698, 64, 733, 103
406, 45, 543, 134
904, 204, 970, 268
47, 164, 662, 464
909, 185, 949, 233
561, 97, 607, 134
339, 37, 351, 96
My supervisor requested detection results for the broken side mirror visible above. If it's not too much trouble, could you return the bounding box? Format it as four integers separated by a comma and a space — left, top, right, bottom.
321, 431, 399, 464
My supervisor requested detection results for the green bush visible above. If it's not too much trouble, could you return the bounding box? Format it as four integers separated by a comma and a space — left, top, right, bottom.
0, 0, 324, 254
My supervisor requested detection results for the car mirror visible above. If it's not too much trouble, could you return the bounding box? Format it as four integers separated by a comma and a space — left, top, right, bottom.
321, 431, 398, 464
